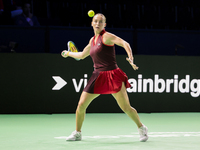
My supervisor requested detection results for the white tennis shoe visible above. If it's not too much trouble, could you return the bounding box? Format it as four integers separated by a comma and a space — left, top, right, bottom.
66, 130, 82, 141
138, 124, 148, 142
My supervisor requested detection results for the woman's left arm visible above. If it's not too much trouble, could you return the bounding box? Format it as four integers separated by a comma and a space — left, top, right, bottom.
103, 32, 139, 70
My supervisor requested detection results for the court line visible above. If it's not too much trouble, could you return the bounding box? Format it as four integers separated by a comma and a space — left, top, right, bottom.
55, 132, 200, 139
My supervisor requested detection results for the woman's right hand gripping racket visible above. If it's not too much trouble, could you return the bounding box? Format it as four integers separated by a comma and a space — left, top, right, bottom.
61, 41, 80, 61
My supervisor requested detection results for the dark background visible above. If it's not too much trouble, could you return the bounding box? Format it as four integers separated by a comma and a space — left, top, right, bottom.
1, 26, 200, 56
0, 0, 200, 114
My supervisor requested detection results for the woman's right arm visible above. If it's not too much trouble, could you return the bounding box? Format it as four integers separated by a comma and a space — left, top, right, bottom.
61, 38, 93, 60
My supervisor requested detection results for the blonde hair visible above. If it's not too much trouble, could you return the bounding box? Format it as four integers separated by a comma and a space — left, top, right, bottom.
93, 13, 106, 23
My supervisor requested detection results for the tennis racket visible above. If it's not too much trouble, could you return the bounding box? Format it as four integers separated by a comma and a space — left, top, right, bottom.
61, 41, 80, 60
67, 41, 80, 61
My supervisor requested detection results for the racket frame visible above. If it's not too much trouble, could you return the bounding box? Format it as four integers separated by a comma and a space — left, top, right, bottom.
67, 41, 80, 61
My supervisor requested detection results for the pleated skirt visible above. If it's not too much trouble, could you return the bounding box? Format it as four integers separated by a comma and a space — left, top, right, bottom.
83, 67, 131, 94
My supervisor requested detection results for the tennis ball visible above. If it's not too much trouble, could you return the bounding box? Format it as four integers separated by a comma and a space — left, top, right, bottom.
88, 10, 95, 17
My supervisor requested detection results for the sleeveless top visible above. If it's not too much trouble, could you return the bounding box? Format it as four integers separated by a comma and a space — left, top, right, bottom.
83, 29, 131, 94
90, 29, 118, 71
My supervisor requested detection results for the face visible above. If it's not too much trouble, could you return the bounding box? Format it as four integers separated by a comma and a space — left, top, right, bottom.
91, 14, 106, 33
23, 3, 31, 15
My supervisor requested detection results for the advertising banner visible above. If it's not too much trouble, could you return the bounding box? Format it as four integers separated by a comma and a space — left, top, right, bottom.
0, 54, 199, 113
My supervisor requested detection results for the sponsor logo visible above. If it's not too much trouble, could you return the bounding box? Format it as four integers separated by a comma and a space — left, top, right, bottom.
127, 74, 200, 98
52, 74, 200, 98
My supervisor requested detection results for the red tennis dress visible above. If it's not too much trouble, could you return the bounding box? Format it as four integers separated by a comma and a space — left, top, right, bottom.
83, 30, 131, 94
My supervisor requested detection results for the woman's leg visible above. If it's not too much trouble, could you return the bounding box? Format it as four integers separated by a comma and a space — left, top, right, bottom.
112, 83, 142, 128
76, 91, 100, 131
66, 92, 99, 141
112, 83, 148, 142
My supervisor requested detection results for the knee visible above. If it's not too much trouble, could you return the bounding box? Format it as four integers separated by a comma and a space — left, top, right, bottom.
76, 102, 87, 113
122, 106, 137, 114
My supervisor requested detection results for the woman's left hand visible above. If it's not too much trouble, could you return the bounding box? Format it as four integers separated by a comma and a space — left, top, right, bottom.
126, 57, 139, 70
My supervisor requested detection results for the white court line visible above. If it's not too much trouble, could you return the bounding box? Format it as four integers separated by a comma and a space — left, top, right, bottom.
54, 132, 200, 139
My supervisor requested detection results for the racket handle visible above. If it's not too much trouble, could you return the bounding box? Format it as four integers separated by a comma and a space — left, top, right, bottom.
61, 50, 68, 58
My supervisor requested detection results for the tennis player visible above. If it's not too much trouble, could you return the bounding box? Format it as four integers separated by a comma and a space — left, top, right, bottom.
61, 13, 148, 142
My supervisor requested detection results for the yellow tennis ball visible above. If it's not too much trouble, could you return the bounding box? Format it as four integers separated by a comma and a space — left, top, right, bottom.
88, 10, 95, 17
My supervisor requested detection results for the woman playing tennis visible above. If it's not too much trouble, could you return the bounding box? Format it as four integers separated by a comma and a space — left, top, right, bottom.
61, 13, 148, 142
